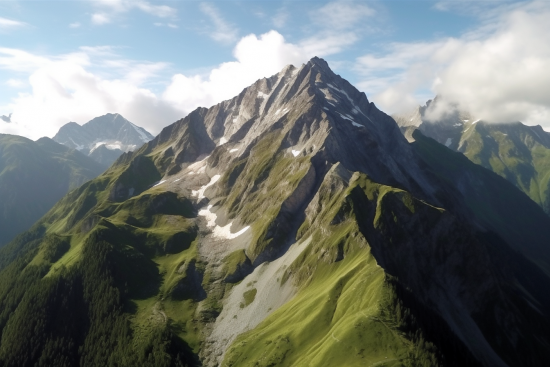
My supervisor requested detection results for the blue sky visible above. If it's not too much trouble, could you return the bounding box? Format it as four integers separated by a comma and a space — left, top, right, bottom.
1, 0, 549, 139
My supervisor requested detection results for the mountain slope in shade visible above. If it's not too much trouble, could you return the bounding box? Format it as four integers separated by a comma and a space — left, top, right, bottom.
53, 113, 154, 167
394, 99, 550, 215
0, 134, 105, 247
0, 58, 549, 367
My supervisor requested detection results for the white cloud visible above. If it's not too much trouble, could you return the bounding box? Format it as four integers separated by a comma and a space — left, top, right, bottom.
69, 22, 81, 28
89, 0, 177, 25
199, 3, 238, 44
5, 79, 26, 88
154, 22, 178, 29
299, 1, 377, 60
91, 13, 111, 25
356, 1, 550, 128
0, 47, 180, 139
163, 30, 307, 112
311, 0, 375, 30
0, 17, 27, 30
0, 30, 340, 141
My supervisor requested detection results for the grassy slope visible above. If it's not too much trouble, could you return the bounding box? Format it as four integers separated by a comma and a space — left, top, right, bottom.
412, 129, 550, 274
0, 140, 205, 366
458, 122, 550, 215
0, 134, 105, 247
222, 171, 480, 367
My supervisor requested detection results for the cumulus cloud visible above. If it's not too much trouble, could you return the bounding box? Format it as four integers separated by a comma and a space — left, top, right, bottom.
199, 3, 238, 44
0, 48, 181, 139
163, 31, 307, 112
0, 28, 352, 141
356, 0, 550, 128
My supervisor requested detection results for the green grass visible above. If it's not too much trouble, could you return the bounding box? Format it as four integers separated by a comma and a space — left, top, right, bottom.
240, 288, 257, 308
222, 170, 449, 367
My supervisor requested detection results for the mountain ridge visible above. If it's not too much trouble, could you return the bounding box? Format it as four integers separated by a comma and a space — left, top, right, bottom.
0, 57, 549, 366
394, 99, 550, 216
0, 133, 105, 247
53, 113, 154, 167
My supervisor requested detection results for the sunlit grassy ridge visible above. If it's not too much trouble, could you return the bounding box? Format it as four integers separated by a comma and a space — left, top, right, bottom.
222, 171, 477, 367
457, 122, 550, 215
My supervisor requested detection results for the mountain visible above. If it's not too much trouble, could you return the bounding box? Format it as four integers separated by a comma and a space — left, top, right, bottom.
1, 57, 550, 367
0, 134, 105, 247
395, 99, 550, 215
53, 113, 154, 167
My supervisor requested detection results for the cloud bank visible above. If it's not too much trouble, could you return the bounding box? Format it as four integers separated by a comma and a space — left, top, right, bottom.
0, 31, 314, 140
358, 1, 550, 128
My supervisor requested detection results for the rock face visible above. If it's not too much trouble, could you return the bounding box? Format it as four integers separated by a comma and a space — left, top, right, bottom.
1, 58, 550, 367
53, 113, 154, 167
394, 98, 550, 215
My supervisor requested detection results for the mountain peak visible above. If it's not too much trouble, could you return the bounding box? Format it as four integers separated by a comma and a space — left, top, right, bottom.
52, 113, 154, 166
306, 56, 331, 70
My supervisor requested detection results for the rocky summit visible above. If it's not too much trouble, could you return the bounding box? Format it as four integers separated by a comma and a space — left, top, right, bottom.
53, 113, 154, 167
0, 57, 549, 367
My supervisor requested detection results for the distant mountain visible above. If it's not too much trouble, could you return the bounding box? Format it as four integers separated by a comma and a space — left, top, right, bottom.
0, 134, 105, 247
53, 113, 154, 167
0, 114, 10, 123
394, 99, 550, 215
1, 58, 550, 367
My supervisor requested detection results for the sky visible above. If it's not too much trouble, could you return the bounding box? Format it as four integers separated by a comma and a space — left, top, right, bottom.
1, 0, 549, 139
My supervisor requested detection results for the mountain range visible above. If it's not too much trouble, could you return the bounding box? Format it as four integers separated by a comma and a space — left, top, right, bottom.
0, 135, 105, 247
53, 113, 154, 167
0, 57, 549, 366
394, 98, 550, 215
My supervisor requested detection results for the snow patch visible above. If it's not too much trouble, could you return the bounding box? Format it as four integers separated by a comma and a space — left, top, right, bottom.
69, 137, 84, 151
232, 118, 238, 123
129, 122, 152, 143
153, 180, 166, 187
472, 119, 480, 124
338, 112, 363, 128
192, 174, 221, 199
257, 91, 269, 99
291, 149, 301, 157
218, 137, 228, 146
445, 138, 452, 147
198, 205, 250, 240
229, 148, 239, 153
